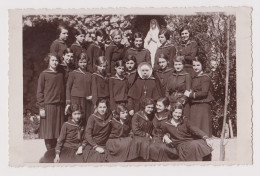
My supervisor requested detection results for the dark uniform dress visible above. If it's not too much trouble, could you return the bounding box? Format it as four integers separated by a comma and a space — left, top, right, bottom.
106, 117, 132, 162
36, 68, 65, 141
189, 71, 214, 137
154, 42, 176, 70
109, 75, 128, 111
70, 42, 87, 67
91, 72, 110, 107
86, 42, 105, 73
129, 111, 154, 160
82, 112, 112, 162
40, 120, 84, 163
149, 112, 179, 161
165, 70, 192, 117
105, 42, 126, 75
177, 40, 198, 76
124, 47, 151, 66
155, 67, 174, 96
66, 68, 92, 125
161, 118, 212, 161
50, 39, 68, 62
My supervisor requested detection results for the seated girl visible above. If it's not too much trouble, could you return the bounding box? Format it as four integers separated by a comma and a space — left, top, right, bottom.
39, 104, 84, 163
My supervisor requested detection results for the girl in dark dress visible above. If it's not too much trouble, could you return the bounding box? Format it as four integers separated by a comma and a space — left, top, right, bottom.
106, 104, 132, 162
50, 25, 68, 62
86, 29, 106, 73
109, 60, 128, 111
184, 56, 214, 137
59, 48, 75, 83
124, 55, 137, 89
66, 53, 92, 126
82, 99, 112, 163
105, 29, 126, 75
165, 56, 191, 118
40, 104, 84, 163
37, 53, 65, 150
92, 56, 110, 107
154, 29, 176, 70
161, 103, 213, 161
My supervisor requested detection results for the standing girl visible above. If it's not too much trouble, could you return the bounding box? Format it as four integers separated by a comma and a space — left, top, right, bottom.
66, 53, 92, 126
124, 32, 151, 67
92, 56, 110, 107
59, 48, 75, 83
154, 28, 176, 70
40, 104, 84, 163
109, 60, 128, 111
50, 25, 68, 62
82, 99, 112, 163
37, 53, 65, 150
185, 56, 214, 137
165, 56, 191, 118
105, 29, 126, 75
86, 29, 106, 73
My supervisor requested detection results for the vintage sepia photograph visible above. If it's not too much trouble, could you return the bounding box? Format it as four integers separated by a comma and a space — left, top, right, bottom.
8, 7, 252, 166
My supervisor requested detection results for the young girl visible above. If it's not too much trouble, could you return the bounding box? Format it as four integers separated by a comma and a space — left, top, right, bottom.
50, 25, 68, 62
177, 26, 198, 76
184, 56, 214, 137
37, 53, 65, 150
40, 104, 84, 163
70, 28, 87, 67
155, 54, 174, 96
165, 56, 191, 118
86, 29, 106, 73
105, 29, 126, 75
82, 99, 112, 163
109, 60, 128, 111
125, 54, 137, 76
106, 104, 132, 162
92, 56, 110, 107
154, 28, 176, 70
66, 53, 92, 126
124, 32, 151, 66
59, 48, 75, 83
127, 62, 162, 115
161, 103, 213, 161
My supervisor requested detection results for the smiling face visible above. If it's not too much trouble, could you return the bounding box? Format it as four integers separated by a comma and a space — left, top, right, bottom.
174, 61, 184, 72
172, 109, 182, 120
144, 104, 154, 115
76, 34, 85, 44
63, 53, 73, 64
158, 58, 168, 70
96, 35, 104, 43
97, 102, 107, 116
115, 66, 125, 76
71, 110, 81, 123
156, 101, 166, 113
158, 34, 167, 44
49, 56, 59, 70
193, 61, 203, 73
78, 59, 87, 70
134, 37, 143, 49
113, 34, 122, 45
181, 29, 190, 41
96, 63, 107, 74
125, 60, 135, 71
59, 28, 69, 41
120, 110, 128, 120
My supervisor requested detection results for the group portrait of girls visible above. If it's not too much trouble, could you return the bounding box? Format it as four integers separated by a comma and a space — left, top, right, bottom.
37, 19, 215, 163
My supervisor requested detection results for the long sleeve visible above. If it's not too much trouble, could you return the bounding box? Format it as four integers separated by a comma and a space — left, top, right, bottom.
84, 117, 98, 148
66, 71, 74, 104
36, 73, 45, 109
131, 114, 146, 137
55, 124, 67, 154
184, 42, 198, 63
105, 46, 114, 74
86, 45, 94, 73
91, 75, 98, 107
186, 120, 208, 138
191, 76, 211, 100
50, 41, 59, 55
109, 78, 116, 111
185, 74, 192, 91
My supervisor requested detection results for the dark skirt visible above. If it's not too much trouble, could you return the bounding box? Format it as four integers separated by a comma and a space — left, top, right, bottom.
39, 104, 64, 139
83, 145, 108, 163
106, 137, 133, 162
177, 139, 212, 161
39, 146, 83, 163
190, 103, 212, 137
127, 136, 152, 160
71, 96, 92, 126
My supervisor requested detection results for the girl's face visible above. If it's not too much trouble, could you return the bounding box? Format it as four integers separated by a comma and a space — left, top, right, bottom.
76, 34, 85, 44
134, 38, 143, 49
119, 110, 128, 120
193, 61, 203, 73
144, 104, 154, 115
174, 61, 184, 72
158, 58, 168, 70
140, 65, 150, 78
59, 28, 69, 41
126, 60, 135, 71
78, 59, 87, 70
49, 56, 59, 69
113, 34, 122, 45
72, 110, 81, 123
63, 53, 74, 64
115, 66, 125, 76
97, 63, 107, 74
96, 35, 104, 43
172, 109, 182, 120
158, 34, 167, 44
181, 30, 190, 41
156, 101, 166, 113
97, 102, 107, 116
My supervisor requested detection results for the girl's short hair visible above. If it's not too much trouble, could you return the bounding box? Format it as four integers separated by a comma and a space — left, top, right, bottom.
174, 56, 185, 65
63, 48, 73, 55
179, 26, 192, 37
57, 25, 68, 36
79, 53, 88, 62
125, 55, 137, 63
157, 97, 170, 107
96, 98, 109, 109
95, 29, 106, 38
158, 53, 169, 62
95, 56, 107, 66
114, 104, 128, 120
141, 98, 154, 110
44, 53, 58, 65
73, 28, 85, 36
171, 102, 184, 112
133, 32, 144, 40
158, 28, 171, 40
67, 103, 82, 115
115, 60, 125, 68
193, 54, 206, 70
110, 29, 122, 39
